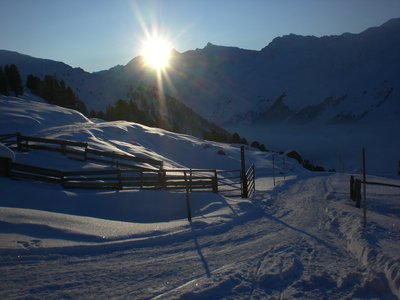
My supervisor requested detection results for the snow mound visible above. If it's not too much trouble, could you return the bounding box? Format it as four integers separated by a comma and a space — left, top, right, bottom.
0, 142, 15, 161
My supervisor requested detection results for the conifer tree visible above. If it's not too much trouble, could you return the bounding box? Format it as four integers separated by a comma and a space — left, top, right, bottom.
4, 64, 23, 96
0, 66, 9, 95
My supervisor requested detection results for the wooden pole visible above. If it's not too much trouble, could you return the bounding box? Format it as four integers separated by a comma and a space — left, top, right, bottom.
213, 170, 218, 193
362, 147, 367, 228
283, 156, 286, 181
355, 179, 361, 208
350, 175, 355, 201
272, 154, 276, 187
184, 171, 192, 222
252, 164, 255, 195
117, 169, 122, 190
16, 132, 22, 151
241, 146, 248, 198
190, 169, 193, 192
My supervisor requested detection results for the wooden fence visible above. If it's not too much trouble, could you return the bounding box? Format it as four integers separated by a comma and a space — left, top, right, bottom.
246, 164, 256, 197
0, 132, 163, 170
217, 163, 255, 198
2, 161, 218, 192
349, 175, 400, 208
0, 133, 256, 197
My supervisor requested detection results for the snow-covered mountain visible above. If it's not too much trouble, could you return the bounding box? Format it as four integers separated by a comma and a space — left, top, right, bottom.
1, 18, 399, 125
1, 18, 399, 174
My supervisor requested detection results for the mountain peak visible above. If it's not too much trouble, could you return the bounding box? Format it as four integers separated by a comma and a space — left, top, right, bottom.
205, 42, 217, 48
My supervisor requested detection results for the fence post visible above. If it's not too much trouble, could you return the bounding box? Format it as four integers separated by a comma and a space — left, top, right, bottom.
398, 160, 400, 176
117, 169, 122, 190
60, 171, 65, 187
362, 147, 367, 228
190, 169, 193, 192
184, 171, 192, 222
272, 154, 276, 187
213, 170, 218, 193
241, 146, 248, 198
0, 157, 12, 177
355, 179, 361, 208
350, 175, 355, 201
252, 164, 255, 195
159, 169, 166, 189
16, 132, 22, 151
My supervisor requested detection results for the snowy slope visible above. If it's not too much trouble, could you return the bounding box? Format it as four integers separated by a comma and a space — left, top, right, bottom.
0, 96, 399, 299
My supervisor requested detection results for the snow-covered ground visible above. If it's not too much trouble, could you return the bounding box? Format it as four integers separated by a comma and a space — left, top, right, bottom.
0, 95, 399, 299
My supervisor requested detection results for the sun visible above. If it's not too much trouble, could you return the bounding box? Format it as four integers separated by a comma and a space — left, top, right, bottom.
141, 35, 172, 70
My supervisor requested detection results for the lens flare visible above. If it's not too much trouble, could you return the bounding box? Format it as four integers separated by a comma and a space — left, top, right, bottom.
141, 35, 172, 70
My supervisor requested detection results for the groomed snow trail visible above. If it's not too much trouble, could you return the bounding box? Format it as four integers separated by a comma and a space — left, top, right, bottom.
1, 174, 399, 299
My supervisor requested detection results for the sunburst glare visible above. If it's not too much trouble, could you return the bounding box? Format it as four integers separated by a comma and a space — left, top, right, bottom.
141, 34, 172, 71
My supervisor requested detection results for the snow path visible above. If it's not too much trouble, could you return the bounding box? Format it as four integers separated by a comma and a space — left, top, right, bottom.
1, 174, 398, 299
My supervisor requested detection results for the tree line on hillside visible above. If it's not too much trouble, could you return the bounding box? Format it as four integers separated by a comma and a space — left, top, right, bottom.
0, 65, 87, 115
0, 64, 267, 151
26, 74, 87, 115
1, 64, 328, 171
88, 85, 230, 143
88, 84, 266, 147
0, 64, 24, 96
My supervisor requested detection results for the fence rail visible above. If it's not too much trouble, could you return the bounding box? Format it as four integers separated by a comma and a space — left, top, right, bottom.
2, 161, 218, 192
217, 169, 242, 197
1, 132, 163, 170
364, 180, 400, 188
0, 133, 256, 197
349, 175, 400, 209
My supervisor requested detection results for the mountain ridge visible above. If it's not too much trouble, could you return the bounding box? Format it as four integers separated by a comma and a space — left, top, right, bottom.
1, 18, 399, 127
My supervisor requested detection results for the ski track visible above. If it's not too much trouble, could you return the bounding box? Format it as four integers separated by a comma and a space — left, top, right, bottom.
1, 174, 399, 299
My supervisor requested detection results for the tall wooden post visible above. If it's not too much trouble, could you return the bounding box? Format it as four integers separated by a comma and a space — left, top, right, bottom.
213, 170, 218, 193
350, 175, 355, 201
355, 179, 361, 208
362, 147, 367, 228
240, 146, 248, 198
184, 171, 192, 222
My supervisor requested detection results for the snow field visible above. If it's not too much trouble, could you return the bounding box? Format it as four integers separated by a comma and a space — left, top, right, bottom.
0, 95, 399, 299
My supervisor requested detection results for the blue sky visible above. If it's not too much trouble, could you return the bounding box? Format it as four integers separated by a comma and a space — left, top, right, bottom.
1, 0, 399, 72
